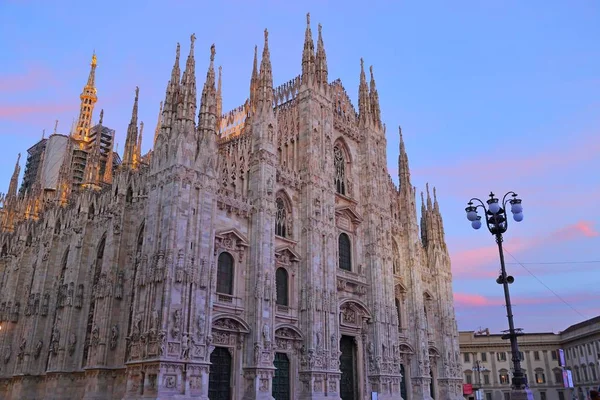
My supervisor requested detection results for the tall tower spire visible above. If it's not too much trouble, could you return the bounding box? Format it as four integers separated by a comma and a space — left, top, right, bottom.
7, 153, 21, 200
103, 131, 115, 184
369, 65, 382, 128
358, 58, 371, 125
196, 44, 219, 174
301, 13, 315, 85
123, 86, 140, 168
179, 34, 197, 127
216, 66, 223, 130
257, 29, 274, 115
153, 101, 163, 146
161, 43, 182, 140
249, 45, 259, 114
73, 52, 98, 142
398, 126, 412, 192
315, 23, 328, 87
137, 121, 144, 163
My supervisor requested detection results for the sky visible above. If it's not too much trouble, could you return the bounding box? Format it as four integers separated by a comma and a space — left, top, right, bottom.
0, 0, 599, 334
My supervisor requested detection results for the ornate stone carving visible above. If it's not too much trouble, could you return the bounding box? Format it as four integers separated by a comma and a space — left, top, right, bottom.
91, 324, 100, 347
68, 333, 77, 356
34, 340, 43, 359
110, 324, 119, 350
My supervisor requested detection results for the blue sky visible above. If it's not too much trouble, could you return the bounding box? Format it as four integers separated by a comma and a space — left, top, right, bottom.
1, 0, 599, 333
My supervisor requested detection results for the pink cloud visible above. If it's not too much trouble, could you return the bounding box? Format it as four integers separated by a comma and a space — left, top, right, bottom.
0, 103, 77, 123
0, 66, 60, 92
450, 220, 599, 278
454, 291, 600, 309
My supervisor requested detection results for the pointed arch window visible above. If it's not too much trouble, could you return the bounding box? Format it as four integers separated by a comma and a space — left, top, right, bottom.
333, 145, 346, 195
216, 252, 234, 295
395, 298, 402, 331
126, 186, 133, 203
338, 233, 352, 271
275, 197, 289, 238
82, 236, 105, 367
275, 268, 289, 306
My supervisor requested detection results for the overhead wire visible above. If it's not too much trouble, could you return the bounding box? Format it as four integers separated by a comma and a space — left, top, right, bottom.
502, 246, 590, 321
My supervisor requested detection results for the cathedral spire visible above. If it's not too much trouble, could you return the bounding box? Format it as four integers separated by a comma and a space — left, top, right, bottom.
249, 45, 259, 114
162, 43, 182, 139
153, 101, 163, 146
123, 87, 140, 168
398, 126, 412, 192
7, 153, 21, 200
216, 66, 223, 129
73, 52, 99, 142
426, 182, 432, 209
179, 34, 197, 126
358, 58, 371, 125
301, 13, 315, 85
315, 23, 328, 87
83, 109, 103, 187
198, 44, 218, 142
369, 65, 382, 128
137, 121, 144, 163
257, 29, 274, 115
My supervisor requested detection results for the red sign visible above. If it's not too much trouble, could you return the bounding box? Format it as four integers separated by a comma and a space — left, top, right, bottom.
463, 384, 473, 395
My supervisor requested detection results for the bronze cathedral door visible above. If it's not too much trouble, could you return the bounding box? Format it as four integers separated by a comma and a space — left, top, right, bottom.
272, 352, 291, 400
340, 335, 357, 400
208, 347, 232, 400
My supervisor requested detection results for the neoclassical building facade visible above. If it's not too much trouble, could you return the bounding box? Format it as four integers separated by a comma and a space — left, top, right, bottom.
0, 15, 463, 400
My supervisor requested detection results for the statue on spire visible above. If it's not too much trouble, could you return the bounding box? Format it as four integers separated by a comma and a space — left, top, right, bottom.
210, 44, 216, 62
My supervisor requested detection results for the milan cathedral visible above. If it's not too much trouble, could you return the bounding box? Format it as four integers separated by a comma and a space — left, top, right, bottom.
0, 14, 463, 400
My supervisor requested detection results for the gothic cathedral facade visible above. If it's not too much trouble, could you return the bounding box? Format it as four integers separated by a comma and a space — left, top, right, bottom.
0, 15, 463, 400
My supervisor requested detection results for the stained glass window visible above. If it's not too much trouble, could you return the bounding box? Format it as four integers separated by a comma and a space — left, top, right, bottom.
338, 233, 351, 271
334, 146, 346, 195
216, 252, 234, 295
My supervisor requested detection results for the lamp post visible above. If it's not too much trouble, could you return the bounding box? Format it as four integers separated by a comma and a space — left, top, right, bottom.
472, 360, 488, 400
465, 192, 533, 400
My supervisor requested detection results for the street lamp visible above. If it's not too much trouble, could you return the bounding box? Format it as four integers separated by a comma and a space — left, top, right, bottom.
472, 360, 488, 400
465, 192, 533, 400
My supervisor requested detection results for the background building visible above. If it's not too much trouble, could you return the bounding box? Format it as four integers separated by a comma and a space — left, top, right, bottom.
459, 316, 600, 400
0, 15, 464, 400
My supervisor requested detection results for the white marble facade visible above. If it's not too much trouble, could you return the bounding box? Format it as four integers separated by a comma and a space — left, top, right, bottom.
0, 15, 463, 400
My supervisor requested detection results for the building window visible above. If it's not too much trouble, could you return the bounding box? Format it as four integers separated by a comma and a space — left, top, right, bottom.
481, 352, 487, 362
338, 233, 352, 271
333, 145, 346, 195
499, 370, 510, 385
596, 341, 600, 353
464, 353, 471, 363
534, 351, 540, 361
216, 252, 234, 295
551, 350, 558, 361
483, 374, 490, 385
535, 370, 546, 384
590, 364, 597, 381
518, 351, 524, 361
275, 197, 289, 238
579, 346, 583, 357
465, 373, 472, 384
497, 352, 507, 362
582, 365, 588, 381
503, 392, 510, 400
540, 392, 546, 400
275, 268, 289, 306
395, 298, 402, 330
485, 393, 492, 400
554, 369, 563, 384
558, 391, 565, 400
587, 343, 592, 355
575, 367, 581, 382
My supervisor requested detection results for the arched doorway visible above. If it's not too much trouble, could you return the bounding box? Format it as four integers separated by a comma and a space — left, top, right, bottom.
208, 347, 232, 400
272, 352, 290, 400
340, 335, 358, 400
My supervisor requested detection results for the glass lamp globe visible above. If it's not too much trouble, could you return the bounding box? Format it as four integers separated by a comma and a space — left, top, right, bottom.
513, 212, 523, 222
471, 219, 482, 230
488, 201, 501, 214
467, 210, 478, 222
511, 202, 523, 214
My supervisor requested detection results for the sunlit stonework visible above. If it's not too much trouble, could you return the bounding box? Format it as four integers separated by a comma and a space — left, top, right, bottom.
0, 14, 463, 400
